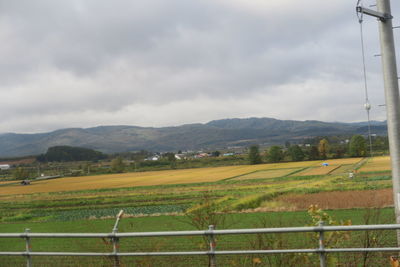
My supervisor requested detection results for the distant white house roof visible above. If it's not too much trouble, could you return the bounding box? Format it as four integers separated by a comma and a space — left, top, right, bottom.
0, 164, 10, 170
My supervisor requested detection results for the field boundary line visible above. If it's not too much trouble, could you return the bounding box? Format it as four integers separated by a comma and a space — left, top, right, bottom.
327, 165, 342, 175
354, 157, 370, 171
286, 167, 308, 177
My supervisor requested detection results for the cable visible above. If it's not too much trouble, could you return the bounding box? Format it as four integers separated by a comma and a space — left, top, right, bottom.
356, 0, 374, 157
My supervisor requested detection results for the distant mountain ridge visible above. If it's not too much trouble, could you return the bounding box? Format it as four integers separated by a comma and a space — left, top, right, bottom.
0, 117, 387, 157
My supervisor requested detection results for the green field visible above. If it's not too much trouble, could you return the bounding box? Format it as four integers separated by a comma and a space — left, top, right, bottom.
0, 208, 396, 266
0, 156, 396, 266
0, 156, 393, 224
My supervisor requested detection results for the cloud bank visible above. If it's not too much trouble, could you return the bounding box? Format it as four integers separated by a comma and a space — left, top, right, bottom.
0, 0, 397, 133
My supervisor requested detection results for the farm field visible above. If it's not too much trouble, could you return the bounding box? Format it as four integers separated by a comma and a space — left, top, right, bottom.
0, 158, 363, 195
0, 163, 316, 195
0, 156, 391, 223
358, 156, 391, 172
0, 156, 396, 266
296, 165, 339, 176
0, 180, 17, 185
271, 188, 393, 210
233, 168, 300, 180
0, 208, 396, 267
295, 157, 364, 176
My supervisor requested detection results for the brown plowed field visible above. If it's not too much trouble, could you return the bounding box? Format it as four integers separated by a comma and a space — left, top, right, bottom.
275, 188, 393, 210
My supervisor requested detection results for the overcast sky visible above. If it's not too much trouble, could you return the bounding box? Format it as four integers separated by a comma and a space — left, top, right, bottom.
1, 0, 399, 133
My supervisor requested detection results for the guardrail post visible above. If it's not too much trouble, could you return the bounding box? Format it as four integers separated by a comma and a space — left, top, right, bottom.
25, 228, 32, 267
318, 221, 327, 267
111, 232, 120, 267
208, 225, 217, 267
112, 210, 124, 267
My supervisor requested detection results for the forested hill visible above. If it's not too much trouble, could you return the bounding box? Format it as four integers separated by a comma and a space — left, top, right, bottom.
0, 117, 387, 157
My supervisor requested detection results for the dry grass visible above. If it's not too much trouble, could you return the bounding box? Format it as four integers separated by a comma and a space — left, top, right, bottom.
359, 156, 391, 172
295, 158, 363, 176
273, 188, 393, 210
0, 181, 17, 185
296, 165, 339, 176
234, 168, 300, 180
0, 164, 280, 195
322, 157, 363, 165
0, 157, 369, 196
329, 164, 354, 175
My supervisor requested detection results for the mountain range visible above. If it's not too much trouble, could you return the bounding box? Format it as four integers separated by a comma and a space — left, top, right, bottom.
0, 117, 387, 157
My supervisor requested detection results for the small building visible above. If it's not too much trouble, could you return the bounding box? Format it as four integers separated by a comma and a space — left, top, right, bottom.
195, 153, 209, 158
0, 164, 10, 170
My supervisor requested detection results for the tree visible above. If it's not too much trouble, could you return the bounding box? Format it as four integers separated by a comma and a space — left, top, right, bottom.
288, 145, 305, 162
308, 146, 319, 160
349, 135, 367, 157
111, 157, 125, 173
318, 139, 329, 159
211, 151, 221, 157
285, 141, 291, 148
248, 145, 262, 164
164, 152, 177, 169
372, 136, 388, 151
36, 146, 107, 162
332, 146, 346, 159
267, 146, 283, 163
13, 167, 30, 180
164, 152, 176, 162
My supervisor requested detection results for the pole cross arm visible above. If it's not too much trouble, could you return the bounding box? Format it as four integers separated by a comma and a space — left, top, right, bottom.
356, 6, 393, 21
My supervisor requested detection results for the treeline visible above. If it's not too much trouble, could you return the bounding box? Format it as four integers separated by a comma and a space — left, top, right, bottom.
37, 146, 107, 162
248, 135, 388, 164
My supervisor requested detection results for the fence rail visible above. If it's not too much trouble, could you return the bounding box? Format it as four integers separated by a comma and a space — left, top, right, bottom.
1, 223, 400, 267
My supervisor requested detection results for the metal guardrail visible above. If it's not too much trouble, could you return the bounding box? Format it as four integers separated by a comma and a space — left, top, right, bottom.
2, 223, 400, 267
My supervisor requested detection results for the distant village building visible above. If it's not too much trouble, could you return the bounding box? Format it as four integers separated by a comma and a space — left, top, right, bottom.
144, 155, 161, 161
0, 164, 10, 170
195, 153, 209, 158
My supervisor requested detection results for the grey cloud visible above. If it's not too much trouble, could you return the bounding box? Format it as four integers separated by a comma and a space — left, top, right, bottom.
0, 0, 397, 132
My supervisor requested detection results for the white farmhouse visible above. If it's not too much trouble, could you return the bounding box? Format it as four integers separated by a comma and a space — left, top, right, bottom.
0, 164, 10, 170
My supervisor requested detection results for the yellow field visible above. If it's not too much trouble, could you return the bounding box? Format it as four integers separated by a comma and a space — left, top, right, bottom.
263, 161, 317, 169
322, 157, 363, 165
330, 164, 354, 175
294, 158, 363, 176
306, 158, 362, 167
0, 157, 368, 195
234, 168, 300, 180
0, 164, 283, 195
0, 181, 16, 185
297, 166, 339, 176
358, 156, 391, 172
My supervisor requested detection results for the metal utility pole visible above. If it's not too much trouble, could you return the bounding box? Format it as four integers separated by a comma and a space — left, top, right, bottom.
357, 0, 400, 243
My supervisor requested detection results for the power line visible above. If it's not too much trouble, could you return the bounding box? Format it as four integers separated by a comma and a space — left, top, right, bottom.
357, 0, 374, 156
